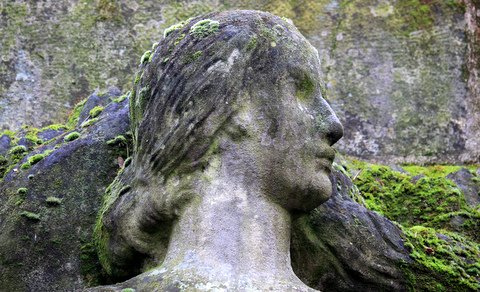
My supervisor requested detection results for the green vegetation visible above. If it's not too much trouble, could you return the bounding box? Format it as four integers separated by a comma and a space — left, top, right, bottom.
20, 162, 31, 170
189, 19, 219, 38
9, 145, 27, 155
185, 51, 203, 63
140, 50, 151, 65
339, 157, 480, 290
64, 132, 81, 142
106, 135, 127, 146
27, 154, 45, 165
20, 211, 40, 221
89, 106, 104, 118
246, 36, 258, 51
17, 188, 27, 195
164, 19, 192, 38
401, 164, 476, 178
401, 226, 479, 291
295, 74, 315, 101
40, 124, 68, 131
121, 288, 135, 292
111, 92, 129, 103
67, 98, 87, 129
81, 118, 99, 128
46, 197, 62, 205
123, 157, 132, 168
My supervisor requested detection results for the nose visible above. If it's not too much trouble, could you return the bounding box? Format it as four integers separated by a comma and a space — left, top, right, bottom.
325, 114, 343, 146
320, 99, 344, 146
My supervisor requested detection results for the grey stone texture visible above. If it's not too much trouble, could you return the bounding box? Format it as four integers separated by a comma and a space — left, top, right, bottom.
0, 90, 131, 291
1, 1, 479, 163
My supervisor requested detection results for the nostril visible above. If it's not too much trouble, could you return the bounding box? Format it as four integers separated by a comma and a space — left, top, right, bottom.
326, 119, 344, 146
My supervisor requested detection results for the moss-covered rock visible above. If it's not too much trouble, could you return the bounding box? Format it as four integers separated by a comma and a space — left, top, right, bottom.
0, 90, 131, 291
334, 156, 480, 291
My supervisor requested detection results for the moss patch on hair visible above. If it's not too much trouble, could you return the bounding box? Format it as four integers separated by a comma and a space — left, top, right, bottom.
189, 19, 219, 39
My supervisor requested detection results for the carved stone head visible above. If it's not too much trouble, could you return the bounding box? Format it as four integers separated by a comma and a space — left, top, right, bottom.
95, 10, 343, 289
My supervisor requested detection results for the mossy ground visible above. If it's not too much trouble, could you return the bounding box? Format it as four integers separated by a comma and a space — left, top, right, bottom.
336, 156, 480, 291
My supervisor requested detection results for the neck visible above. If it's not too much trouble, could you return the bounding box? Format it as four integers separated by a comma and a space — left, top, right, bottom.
158, 155, 308, 289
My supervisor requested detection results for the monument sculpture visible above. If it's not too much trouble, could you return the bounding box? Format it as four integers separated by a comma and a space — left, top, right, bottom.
93, 10, 343, 291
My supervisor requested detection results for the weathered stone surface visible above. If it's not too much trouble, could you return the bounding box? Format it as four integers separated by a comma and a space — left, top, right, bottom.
0, 93, 130, 291
77, 87, 122, 127
92, 10, 345, 291
0, 134, 11, 155
0, 0, 479, 164
447, 168, 480, 207
291, 170, 411, 292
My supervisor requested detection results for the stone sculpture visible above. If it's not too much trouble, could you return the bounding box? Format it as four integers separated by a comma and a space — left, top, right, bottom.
93, 10, 343, 291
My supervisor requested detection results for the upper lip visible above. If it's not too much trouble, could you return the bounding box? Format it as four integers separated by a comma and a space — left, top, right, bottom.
316, 146, 335, 163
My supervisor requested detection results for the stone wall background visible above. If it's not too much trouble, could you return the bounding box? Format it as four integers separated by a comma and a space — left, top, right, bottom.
0, 0, 478, 163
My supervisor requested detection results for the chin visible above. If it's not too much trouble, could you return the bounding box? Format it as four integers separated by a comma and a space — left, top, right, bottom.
286, 172, 333, 212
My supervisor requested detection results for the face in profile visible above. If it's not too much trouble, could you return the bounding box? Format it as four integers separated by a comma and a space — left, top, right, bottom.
241, 39, 343, 212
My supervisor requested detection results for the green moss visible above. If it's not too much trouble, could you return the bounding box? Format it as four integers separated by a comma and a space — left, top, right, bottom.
64, 131, 81, 142
342, 157, 480, 289
81, 118, 99, 128
163, 19, 191, 38
27, 154, 45, 165
401, 225, 480, 291
402, 165, 475, 178
173, 33, 186, 46
9, 145, 27, 155
89, 106, 104, 118
20, 162, 31, 170
20, 211, 40, 221
134, 72, 143, 85
46, 196, 62, 205
123, 157, 132, 168
121, 289, 135, 292
185, 51, 203, 63
246, 36, 258, 51
67, 98, 88, 129
40, 124, 68, 131
17, 188, 27, 195
296, 74, 315, 102
22, 126, 41, 145
140, 50, 152, 65
111, 92, 129, 103
94, 179, 123, 274
189, 19, 219, 39
106, 135, 127, 146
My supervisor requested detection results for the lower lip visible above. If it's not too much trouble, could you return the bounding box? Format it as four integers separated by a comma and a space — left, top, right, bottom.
316, 159, 332, 173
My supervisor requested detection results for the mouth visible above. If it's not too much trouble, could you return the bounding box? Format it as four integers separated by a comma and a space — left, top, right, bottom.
315, 147, 336, 173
